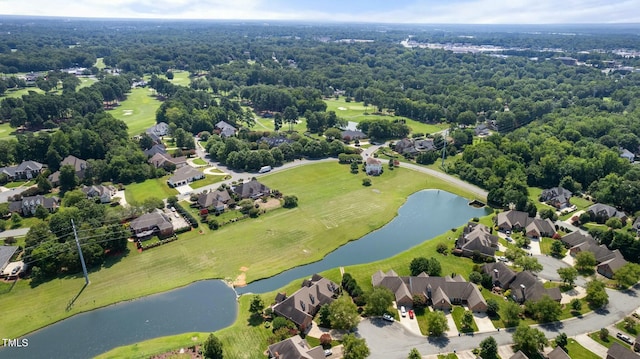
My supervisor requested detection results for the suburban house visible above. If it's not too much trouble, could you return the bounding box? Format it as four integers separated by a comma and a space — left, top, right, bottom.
0, 160, 44, 181
167, 166, 204, 187
148, 152, 187, 169
267, 334, 324, 359
82, 185, 117, 203
215, 120, 237, 138
393, 138, 419, 156
481, 262, 561, 303
634, 217, 640, 235
495, 210, 556, 238
372, 270, 488, 312
143, 144, 168, 157
474, 123, 490, 137
547, 347, 571, 359
197, 189, 233, 212
586, 203, 627, 224
539, 187, 572, 209
258, 136, 293, 148
233, 178, 270, 199
560, 232, 628, 279
49, 155, 88, 186
620, 148, 635, 162
8, 195, 59, 216
0, 246, 18, 274
454, 222, 499, 258
272, 274, 340, 330
146, 122, 169, 139
129, 210, 174, 239
509, 351, 529, 359
365, 157, 383, 175
607, 342, 640, 359
341, 129, 366, 140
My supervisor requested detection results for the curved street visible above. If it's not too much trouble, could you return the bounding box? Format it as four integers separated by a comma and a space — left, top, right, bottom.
358, 285, 639, 359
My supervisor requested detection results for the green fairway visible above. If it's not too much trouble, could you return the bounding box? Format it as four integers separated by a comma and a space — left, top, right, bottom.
0, 122, 16, 140
0, 162, 479, 339
95, 57, 106, 70
2, 87, 44, 99
169, 71, 191, 87
124, 176, 178, 204
77, 76, 98, 89
325, 97, 449, 135
108, 87, 163, 136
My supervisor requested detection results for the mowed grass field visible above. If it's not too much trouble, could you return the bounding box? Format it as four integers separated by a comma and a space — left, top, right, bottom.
325, 97, 449, 135
108, 87, 162, 136
0, 162, 478, 339
124, 176, 178, 204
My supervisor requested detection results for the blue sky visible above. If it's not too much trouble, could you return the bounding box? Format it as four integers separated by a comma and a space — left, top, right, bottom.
0, 0, 638, 23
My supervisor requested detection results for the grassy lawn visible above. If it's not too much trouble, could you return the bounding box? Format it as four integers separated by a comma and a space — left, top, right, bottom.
0, 162, 481, 339
2, 87, 44, 99
563, 339, 601, 359
95, 58, 106, 70
3, 180, 33, 188
324, 97, 448, 135
189, 173, 229, 190
414, 307, 431, 335
437, 354, 458, 359
169, 71, 191, 87
616, 319, 640, 336
588, 332, 631, 349
192, 158, 208, 166
124, 176, 178, 205
107, 87, 162, 136
539, 237, 566, 257
451, 306, 478, 333
78, 77, 98, 90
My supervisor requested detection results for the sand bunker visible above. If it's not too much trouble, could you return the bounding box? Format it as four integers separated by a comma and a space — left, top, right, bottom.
337, 106, 347, 110
122, 110, 133, 115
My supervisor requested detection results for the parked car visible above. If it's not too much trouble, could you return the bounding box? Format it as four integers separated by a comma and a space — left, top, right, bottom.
382, 314, 394, 322
408, 310, 414, 319
617, 332, 634, 345
324, 349, 332, 357
10, 266, 20, 275
400, 306, 407, 317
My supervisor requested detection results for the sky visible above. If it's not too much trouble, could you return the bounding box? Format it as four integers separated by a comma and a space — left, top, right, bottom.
0, 0, 638, 24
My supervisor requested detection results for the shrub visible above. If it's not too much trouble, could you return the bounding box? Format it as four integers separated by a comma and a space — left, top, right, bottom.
599, 327, 609, 340
319, 333, 332, 348
283, 195, 298, 208
208, 219, 220, 230
272, 317, 295, 331
436, 242, 448, 254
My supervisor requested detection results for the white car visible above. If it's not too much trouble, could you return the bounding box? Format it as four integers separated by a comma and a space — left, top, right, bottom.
324, 349, 332, 357
382, 314, 394, 322
400, 306, 407, 317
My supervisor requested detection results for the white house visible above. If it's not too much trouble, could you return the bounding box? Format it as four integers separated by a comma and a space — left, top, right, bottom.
365, 157, 382, 175
167, 166, 205, 187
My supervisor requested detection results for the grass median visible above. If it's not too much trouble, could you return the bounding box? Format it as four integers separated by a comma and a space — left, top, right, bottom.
1, 162, 478, 339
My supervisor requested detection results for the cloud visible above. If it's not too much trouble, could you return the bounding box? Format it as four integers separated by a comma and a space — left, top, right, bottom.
0, 0, 638, 23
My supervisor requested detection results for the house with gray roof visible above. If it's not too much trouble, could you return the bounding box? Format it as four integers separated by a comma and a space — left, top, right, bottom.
495, 210, 556, 238
560, 232, 628, 279
267, 334, 324, 359
49, 155, 88, 187
197, 189, 232, 212
0, 246, 18, 273
509, 351, 529, 359
0, 160, 44, 181
620, 148, 635, 162
341, 129, 366, 140
167, 166, 204, 187
547, 347, 570, 359
372, 269, 487, 312
143, 144, 167, 157
587, 203, 627, 224
215, 121, 236, 138
454, 222, 498, 258
82, 184, 117, 203
129, 210, 174, 239
607, 342, 640, 359
508, 270, 561, 303
540, 187, 572, 209
481, 262, 516, 289
233, 178, 270, 199
146, 122, 169, 137
8, 195, 59, 216
148, 152, 187, 169
272, 274, 339, 330
258, 136, 293, 148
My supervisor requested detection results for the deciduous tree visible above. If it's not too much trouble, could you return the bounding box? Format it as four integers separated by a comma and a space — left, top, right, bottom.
479, 336, 498, 359
342, 334, 369, 359
557, 267, 578, 286
585, 280, 608, 308
512, 325, 547, 356
426, 310, 448, 336
365, 287, 394, 316
328, 296, 360, 330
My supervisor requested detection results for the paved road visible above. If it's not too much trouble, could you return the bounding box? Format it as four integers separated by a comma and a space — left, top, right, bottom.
358, 285, 640, 359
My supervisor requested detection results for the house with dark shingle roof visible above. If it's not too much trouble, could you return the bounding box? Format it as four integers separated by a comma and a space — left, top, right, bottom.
82, 184, 117, 203
129, 211, 174, 239
560, 232, 628, 279
258, 136, 293, 148
143, 144, 167, 157
547, 347, 570, 359
8, 195, 59, 216
267, 334, 324, 359
509, 351, 529, 359
0, 160, 44, 181
0, 246, 18, 273
197, 189, 232, 212
233, 178, 270, 199
341, 129, 366, 140
607, 342, 640, 359
454, 222, 498, 258
148, 152, 187, 169
372, 270, 487, 312
272, 274, 339, 330
495, 210, 556, 238
481, 262, 516, 289
540, 187, 572, 209
146, 122, 169, 137
587, 203, 627, 224
508, 270, 561, 303
48, 155, 88, 187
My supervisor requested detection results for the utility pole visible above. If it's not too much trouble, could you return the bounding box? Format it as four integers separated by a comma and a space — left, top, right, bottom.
71, 219, 89, 285
441, 134, 447, 168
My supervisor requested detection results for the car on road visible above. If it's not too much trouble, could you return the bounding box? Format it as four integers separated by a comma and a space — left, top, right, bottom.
617, 332, 634, 345
382, 314, 394, 322
408, 310, 414, 319
400, 306, 407, 317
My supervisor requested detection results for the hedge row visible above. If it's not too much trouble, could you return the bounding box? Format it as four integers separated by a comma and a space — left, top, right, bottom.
173, 202, 199, 228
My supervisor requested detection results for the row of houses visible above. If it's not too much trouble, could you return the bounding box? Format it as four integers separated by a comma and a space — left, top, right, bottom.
371, 269, 488, 312
481, 262, 562, 303
561, 231, 627, 278
495, 210, 557, 238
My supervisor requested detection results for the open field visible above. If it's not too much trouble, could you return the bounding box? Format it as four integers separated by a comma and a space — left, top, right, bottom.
325, 97, 449, 135
95, 57, 106, 70
2, 86, 44, 99
124, 176, 178, 204
0, 162, 478, 339
169, 71, 191, 87
108, 87, 162, 136
78, 76, 98, 89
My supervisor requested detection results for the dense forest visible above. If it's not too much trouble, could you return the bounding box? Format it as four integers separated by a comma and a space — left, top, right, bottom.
1, 18, 640, 274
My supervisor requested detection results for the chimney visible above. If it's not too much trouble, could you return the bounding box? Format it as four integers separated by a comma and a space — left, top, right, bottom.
520, 284, 526, 301
493, 268, 499, 279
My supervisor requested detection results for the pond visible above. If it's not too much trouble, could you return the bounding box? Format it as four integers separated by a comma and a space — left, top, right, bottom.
0, 190, 489, 359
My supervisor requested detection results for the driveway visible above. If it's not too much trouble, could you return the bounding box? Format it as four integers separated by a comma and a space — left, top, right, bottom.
357, 285, 640, 358
0, 228, 29, 238
473, 312, 496, 333
573, 333, 608, 357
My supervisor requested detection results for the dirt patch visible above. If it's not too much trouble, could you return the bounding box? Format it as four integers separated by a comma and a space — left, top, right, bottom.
240, 266, 249, 272
150, 344, 202, 359
255, 198, 281, 210
233, 272, 247, 287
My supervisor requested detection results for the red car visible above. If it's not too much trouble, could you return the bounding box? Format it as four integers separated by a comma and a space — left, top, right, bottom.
408, 310, 414, 319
